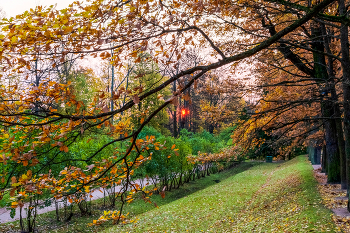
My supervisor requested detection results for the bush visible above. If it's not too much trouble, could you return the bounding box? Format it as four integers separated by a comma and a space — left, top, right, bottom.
0, 193, 10, 208
134, 126, 235, 184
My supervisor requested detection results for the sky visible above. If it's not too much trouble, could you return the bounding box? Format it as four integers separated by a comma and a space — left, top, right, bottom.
0, 0, 74, 17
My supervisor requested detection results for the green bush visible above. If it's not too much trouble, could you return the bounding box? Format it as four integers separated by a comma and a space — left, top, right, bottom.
134, 126, 234, 182
0, 193, 10, 208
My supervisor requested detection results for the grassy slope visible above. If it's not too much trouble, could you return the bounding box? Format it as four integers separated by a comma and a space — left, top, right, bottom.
19, 162, 256, 233
102, 156, 337, 233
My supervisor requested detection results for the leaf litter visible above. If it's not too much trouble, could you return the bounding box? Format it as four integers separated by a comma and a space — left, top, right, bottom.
314, 167, 350, 232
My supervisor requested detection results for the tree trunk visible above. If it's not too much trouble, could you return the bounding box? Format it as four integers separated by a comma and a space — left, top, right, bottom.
110, 54, 115, 122
55, 199, 60, 221
338, 0, 350, 211
321, 22, 347, 188
311, 23, 341, 183
173, 81, 178, 138
266, 19, 342, 183
20, 205, 24, 232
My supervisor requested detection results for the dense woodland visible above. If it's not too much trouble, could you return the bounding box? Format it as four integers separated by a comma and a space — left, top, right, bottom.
0, 0, 350, 231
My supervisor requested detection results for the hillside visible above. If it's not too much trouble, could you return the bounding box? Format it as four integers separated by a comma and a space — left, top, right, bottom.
101, 156, 337, 232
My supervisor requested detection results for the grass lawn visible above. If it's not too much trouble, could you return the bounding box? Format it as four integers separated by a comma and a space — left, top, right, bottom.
0, 156, 338, 232
102, 156, 338, 232
0, 162, 255, 233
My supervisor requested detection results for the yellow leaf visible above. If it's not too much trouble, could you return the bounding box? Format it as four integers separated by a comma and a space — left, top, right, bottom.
11, 36, 17, 43
104, 210, 110, 215
61, 170, 67, 175
11, 201, 18, 206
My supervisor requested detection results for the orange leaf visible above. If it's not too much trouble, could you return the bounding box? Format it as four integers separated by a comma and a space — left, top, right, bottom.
133, 95, 140, 105
27, 170, 32, 178
170, 96, 178, 106
31, 159, 39, 166
102, 106, 109, 113
183, 93, 191, 101
171, 144, 176, 150
10, 188, 16, 197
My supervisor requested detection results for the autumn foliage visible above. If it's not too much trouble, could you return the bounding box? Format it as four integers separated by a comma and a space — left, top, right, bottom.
1, 0, 350, 231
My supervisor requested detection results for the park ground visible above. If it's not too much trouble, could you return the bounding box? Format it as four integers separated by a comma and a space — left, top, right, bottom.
0, 156, 341, 232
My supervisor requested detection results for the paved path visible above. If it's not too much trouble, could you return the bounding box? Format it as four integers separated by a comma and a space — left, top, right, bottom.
0, 188, 105, 223
0, 178, 151, 223
310, 162, 350, 218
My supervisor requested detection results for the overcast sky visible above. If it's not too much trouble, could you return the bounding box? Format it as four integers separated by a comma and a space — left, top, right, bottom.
0, 0, 74, 17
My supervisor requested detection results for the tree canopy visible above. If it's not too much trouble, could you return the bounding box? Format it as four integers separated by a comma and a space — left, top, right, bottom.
3, 0, 350, 230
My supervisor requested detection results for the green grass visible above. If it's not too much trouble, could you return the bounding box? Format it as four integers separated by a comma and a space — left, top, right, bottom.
1, 156, 338, 232
102, 156, 338, 232
0, 162, 256, 233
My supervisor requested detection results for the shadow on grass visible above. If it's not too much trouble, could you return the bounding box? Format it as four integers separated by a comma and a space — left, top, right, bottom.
163, 162, 259, 200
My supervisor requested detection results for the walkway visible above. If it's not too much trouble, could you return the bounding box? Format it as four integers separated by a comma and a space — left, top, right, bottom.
0, 178, 150, 223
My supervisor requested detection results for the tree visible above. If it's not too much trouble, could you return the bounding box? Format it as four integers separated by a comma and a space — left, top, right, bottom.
0, 0, 341, 229
227, 0, 349, 188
